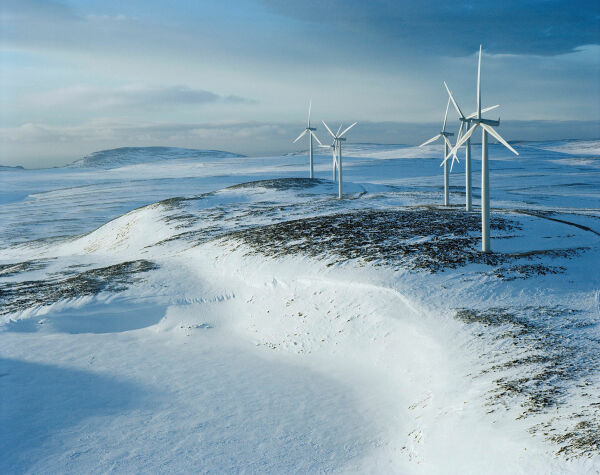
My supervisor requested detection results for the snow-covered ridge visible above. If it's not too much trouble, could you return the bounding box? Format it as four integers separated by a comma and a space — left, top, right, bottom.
0, 165, 25, 171
69, 146, 245, 169
531, 139, 600, 156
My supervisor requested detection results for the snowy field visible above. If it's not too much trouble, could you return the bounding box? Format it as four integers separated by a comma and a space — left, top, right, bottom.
1, 141, 599, 473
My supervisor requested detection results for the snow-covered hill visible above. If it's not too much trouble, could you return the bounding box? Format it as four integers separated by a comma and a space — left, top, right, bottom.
0, 165, 25, 171
0, 140, 599, 473
70, 146, 245, 169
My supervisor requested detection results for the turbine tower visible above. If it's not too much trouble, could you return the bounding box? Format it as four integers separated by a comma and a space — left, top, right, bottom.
293, 100, 322, 179
443, 81, 498, 212
419, 97, 456, 206
445, 45, 518, 253
322, 120, 357, 199
319, 136, 339, 181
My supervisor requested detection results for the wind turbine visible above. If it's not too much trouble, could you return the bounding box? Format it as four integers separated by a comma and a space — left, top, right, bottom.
445, 45, 518, 252
319, 134, 338, 181
419, 97, 456, 206
322, 120, 357, 199
443, 81, 499, 212
293, 100, 322, 179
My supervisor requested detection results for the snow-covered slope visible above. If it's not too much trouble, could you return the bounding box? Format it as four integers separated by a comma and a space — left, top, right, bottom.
0, 140, 599, 473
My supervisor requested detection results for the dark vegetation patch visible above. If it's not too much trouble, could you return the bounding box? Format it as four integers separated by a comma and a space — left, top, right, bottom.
0, 259, 53, 277
487, 263, 567, 280
455, 307, 600, 458
223, 209, 515, 273
219, 208, 586, 274
155, 201, 342, 249
228, 177, 327, 191
158, 178, 325, 215
0, 260, 158, 316
157, 191, 217, 211
163, 212, 199, 230
546, 417, 600, 459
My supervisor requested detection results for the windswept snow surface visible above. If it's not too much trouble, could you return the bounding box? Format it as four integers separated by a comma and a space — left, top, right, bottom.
1, 141, 599, 473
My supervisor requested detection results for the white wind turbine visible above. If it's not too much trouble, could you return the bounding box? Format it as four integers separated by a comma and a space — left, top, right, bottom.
322, 120, 357, 199
419, 97, 457, 206
318, 127, 339, 181
444, 45, 519, 252
293, 100, 322, 179
443, 81, 499, 212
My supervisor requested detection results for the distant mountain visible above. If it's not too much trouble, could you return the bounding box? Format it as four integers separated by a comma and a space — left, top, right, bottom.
70, 146, 245, 169
0, 165, 25, 171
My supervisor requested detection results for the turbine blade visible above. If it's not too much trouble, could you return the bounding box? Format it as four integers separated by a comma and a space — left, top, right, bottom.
420, 134, 442, 147
467, 104, 499, 119
336, 123, 342, 136
444, 81, 465, 118
322, 120, 335, 138
450, 153, 460, 172
442, 97, 450, 132
457, 121, 464, 143
293, 129, 308, 143
339, 121, 357, 138
480, 123, 519, 156
443, 124, 478, 164
308, 98, 312, 127
477, 45, 482, 119
310, 130, 322, 146
482, 104, 499, 114
440, 135, 460, 168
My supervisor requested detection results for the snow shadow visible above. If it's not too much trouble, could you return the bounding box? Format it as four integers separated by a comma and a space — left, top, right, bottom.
5, 301, 167, 334
131, 343, 381, 473
0, 357, 151, 473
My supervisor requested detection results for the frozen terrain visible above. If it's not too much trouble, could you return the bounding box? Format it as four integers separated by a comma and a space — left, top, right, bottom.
1, 141, 599, 473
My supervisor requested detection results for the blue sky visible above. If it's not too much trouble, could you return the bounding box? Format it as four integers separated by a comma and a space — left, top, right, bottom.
1, 0, 599, 166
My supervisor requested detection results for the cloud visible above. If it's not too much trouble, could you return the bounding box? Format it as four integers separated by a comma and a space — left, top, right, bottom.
24, 85, 255, 112
0, 0, 79, 23
0, 120, 288, 145
0, 0, 597, 168
257, 0, 600, 55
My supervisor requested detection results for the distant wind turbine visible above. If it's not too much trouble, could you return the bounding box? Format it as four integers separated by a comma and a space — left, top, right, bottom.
293, 100, 322, 179
322, 120, 357, 199
445, 45, 519, 252
319, 134, 338, 181
419, 97, 456, 206
443, 81, 499, 212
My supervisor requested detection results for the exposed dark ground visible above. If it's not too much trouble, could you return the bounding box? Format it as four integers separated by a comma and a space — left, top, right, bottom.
221, 208, 584, 277
455, 307, 599, 458
0, 260, 157, 317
